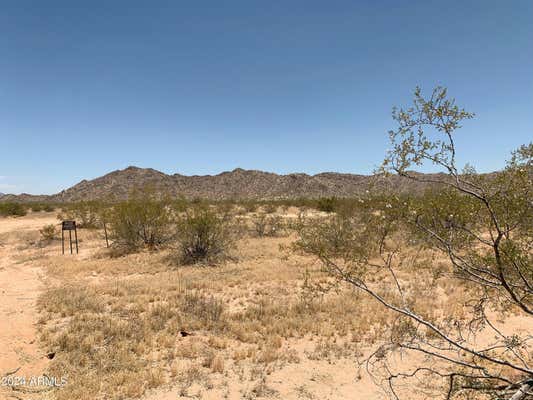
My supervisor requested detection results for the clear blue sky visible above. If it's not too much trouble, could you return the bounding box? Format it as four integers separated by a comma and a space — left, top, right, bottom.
1, 1, 532, 194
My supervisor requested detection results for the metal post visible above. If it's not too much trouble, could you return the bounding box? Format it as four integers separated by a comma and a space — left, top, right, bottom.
74, 227, 79, 254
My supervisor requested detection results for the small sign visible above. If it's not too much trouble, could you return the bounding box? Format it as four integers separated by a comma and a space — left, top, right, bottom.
62, 221, 76, 231
61, 220, 78, 254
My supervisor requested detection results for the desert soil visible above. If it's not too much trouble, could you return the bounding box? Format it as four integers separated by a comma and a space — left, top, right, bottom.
0, 214, 59, 399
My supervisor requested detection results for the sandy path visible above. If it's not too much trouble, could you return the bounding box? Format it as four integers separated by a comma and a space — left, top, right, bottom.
0, 215, 56, 399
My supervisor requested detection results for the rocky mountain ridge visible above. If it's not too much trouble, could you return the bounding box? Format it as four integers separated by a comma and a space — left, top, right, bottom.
0, 166, 459, 202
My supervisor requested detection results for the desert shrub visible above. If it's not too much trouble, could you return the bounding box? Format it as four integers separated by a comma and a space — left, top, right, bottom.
33, 203, 56, 212
262, 203, 277, 214
31, 203, 56, 212
171, 197, 189, 213
0, 202, 27, 216
39, 224, 58, 241
242, 200, 258, 213
315, 197, 337, 213
175, 205, 237, 265
57, 201, 101, 228
333, 198, 366, 217
294, 211, 387, 262
215, 201, 237, 219
109, 193, 174, 252
42, 204, 55, 212
252, 213, 284, 237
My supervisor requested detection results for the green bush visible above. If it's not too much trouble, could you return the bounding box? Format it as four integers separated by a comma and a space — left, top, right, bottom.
171, 197, 189, 213
42, 204, 55, 212
29, 203, 56, 213
109, 193, 173, 252
31, 204, 43, 212
39, 224, 58, 241
176, 206, 237, 265
0, 202, 27, 216
315, 197, 338, 213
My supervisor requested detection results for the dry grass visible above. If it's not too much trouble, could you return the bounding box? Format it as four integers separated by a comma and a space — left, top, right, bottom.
0, 209, 479, 399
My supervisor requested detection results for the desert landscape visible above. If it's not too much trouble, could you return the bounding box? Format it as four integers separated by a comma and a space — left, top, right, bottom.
2, 3, 532, 399
0, 159, 531, 400
1, 84, 532, 399
1, 89, 532, 400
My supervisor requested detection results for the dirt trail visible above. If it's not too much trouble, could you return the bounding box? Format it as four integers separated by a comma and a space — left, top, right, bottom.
0, 215, 56, 399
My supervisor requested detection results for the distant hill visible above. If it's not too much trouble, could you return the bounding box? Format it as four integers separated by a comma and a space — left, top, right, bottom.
0, 192, 50, 202
1, 166, 462, 203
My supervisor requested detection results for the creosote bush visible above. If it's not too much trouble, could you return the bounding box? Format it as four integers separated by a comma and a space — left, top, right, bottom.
315, 197, 338, 213
40, 224, 58, 241
43, 204, 55, 212
31, 204, 43, 212
176, 205, 238, 265
30, 203, 56, 212
0, 202, 27, 216
109, 192, 174, 252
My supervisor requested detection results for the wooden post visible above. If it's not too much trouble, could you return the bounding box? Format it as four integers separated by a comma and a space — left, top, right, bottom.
69, 230, 73, 254
61, 229, 65, 255
103, 221, 109, 248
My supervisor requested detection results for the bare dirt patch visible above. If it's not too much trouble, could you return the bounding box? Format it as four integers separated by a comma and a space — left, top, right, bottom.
0, 213, 57, 400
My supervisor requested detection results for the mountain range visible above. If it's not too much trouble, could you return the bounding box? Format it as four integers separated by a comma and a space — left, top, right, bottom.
0, 166, 456, 202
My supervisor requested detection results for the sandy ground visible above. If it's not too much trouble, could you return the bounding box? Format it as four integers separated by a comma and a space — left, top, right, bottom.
0, 214, 57, 400
141, 358, 384, 400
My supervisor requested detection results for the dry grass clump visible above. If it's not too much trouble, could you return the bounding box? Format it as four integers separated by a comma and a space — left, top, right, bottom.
38, 276, 226, 400
39, 285, 105, 317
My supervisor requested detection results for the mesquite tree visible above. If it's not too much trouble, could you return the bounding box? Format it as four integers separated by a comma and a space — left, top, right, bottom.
296, 87, 532, 399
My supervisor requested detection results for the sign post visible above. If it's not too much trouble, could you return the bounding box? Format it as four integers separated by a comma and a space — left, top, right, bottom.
103, 221, 109, 248
61, 220, 78, 254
